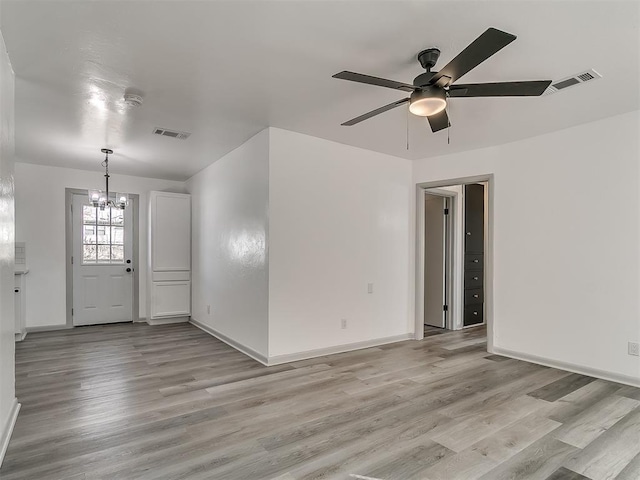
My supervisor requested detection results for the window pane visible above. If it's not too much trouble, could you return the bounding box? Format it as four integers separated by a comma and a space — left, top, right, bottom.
111, 245, 124, 262
111, 226, 124, 245
96, 225, 110, 244
83, 206, 96, 224
111, 209, 124, 226
97, 245, 111, 262
83, 225, 97, 244
97, 208, 110, 225
83, 245, 97, 263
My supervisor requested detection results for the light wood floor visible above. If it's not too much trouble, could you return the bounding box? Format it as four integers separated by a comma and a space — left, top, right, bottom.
2, 323, 639, 480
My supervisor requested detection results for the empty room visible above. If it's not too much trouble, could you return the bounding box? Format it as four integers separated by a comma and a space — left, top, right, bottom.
0, 1, 639, 479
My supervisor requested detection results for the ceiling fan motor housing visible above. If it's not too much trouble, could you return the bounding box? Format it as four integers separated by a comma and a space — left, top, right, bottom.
413, 71, 437, 87
417, 48, 441, 71
414, 48, 441, 86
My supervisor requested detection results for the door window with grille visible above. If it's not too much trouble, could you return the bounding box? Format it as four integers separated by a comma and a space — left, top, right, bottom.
82, 205, 125, 264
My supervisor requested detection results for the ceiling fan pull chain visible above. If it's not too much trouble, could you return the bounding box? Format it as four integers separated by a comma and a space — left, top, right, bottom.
446, 93, 451, 145
406, 106, 409, 150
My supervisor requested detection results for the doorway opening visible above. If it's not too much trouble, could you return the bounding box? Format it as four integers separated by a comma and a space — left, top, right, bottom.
415, 176, 493, 350
65, 188, 140, 327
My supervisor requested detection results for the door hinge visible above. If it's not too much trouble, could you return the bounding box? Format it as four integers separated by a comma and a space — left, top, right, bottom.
71, 256, 74, 264
443, 305, 449, 312
71, 308, 74, 316
444, 208, 449, 215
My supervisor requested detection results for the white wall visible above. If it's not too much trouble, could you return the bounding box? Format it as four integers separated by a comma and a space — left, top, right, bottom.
414, 110, 640, 383
0, 23, 17, 464
186, 130, 270, 358
14, 163, 184, 327
268, 128, 413, 357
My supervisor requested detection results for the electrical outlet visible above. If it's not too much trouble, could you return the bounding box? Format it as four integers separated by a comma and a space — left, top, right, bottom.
341, 319, 347, 329
367, 283, 374, 294
628, 342, 639, 356
206, 305, 211, 315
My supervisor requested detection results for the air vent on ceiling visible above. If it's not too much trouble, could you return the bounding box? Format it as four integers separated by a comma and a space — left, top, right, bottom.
543, 69, 602, 95
153, 127, 191, 140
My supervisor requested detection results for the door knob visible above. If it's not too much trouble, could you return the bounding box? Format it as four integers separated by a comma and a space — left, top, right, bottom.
473, 276, 479, 280
473, 259, 479, 263
466, 232, 472, 235
126, 259, 131, 264
126, 267, 132, 273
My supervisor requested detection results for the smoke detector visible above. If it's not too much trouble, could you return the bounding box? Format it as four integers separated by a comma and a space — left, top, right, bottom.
123, 93, 144, 107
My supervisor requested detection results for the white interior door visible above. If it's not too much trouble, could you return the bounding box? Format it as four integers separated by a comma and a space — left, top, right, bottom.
72, 194, 133, 326
424, 194, 447, 328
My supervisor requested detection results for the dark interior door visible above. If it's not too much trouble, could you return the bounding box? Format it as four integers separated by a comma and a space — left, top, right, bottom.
464, 184, 485, 326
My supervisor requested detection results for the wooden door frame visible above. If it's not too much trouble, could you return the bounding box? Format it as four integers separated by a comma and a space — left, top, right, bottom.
414, 175, 494, 353
65, 188, 140, 327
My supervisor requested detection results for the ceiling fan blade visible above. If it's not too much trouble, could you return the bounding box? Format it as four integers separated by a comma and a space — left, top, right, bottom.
427, 109, 450, 133
333, 71, 416, 92
430, 28, 516, 86
448, 80, 552, 97
341, 98, 410, 126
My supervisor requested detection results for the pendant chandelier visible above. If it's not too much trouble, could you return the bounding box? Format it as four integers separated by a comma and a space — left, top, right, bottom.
88, 148, 129, 210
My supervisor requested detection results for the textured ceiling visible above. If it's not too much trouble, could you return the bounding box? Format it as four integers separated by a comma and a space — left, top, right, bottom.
1, 0, 638, 180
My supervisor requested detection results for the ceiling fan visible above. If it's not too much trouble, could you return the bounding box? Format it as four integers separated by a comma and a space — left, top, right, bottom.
333, 28, 552, 133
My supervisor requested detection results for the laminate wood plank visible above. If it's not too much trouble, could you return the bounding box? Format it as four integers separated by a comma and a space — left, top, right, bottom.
484, 354, 512, 362
420, 450, 497, 480
469, 412, 561, 463
527, 373, 597, 402
616, 384, 640, 401
362, 442, 453, 479
429, 395, 548, 452
563, 406, 640, 479
250, 411, 453, 480
544, 466, 590, 480
614, 452, 640, 480
553, 394, 639, 448
437, 366, 570, 420
478, 436, 578, 480
544, 379, 624, 423
443, 337, 488, 350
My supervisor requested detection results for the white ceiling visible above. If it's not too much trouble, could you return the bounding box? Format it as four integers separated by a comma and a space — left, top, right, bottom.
1, 1, 638, 181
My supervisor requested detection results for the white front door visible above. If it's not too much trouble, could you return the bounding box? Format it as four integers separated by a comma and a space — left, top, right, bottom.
72, 194, 133, 326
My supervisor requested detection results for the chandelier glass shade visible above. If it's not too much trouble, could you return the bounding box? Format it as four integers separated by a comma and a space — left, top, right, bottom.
89, 149, 129, 210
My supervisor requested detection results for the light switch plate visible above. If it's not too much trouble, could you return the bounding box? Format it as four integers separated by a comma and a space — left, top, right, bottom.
628, 342, 639, 356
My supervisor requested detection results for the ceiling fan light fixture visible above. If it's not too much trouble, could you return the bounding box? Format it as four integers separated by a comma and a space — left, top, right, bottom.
409, 87, 446, 117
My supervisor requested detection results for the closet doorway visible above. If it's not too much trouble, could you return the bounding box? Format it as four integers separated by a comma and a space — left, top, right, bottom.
415, 176, 493, 347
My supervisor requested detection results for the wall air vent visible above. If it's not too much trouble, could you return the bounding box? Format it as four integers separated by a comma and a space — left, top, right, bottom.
543, 69, 602, 95
153, 127, 191, 140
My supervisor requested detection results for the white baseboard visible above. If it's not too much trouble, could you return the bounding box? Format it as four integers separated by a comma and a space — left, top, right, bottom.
0, 399, 20, 467
147, 316, 190, 326
267, 333, 415, 366
26, 324, 72, 333
190, 318, 415, 367
492, 346, 640, 388
189, 318, 269, 365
